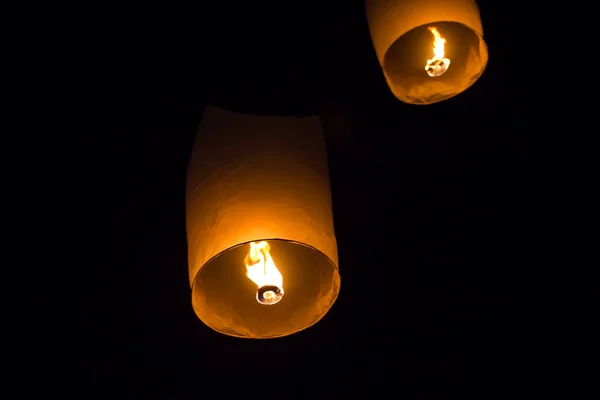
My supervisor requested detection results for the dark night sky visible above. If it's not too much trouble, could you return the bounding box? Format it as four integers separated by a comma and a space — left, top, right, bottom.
17, 0, 583, 395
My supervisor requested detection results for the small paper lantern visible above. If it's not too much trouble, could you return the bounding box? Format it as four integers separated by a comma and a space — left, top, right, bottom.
365, 0, 489, 104
186, 106, 341, 338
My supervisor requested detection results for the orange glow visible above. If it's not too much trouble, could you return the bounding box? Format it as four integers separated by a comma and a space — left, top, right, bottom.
244, 241, 284, 305
425, 27, 451, 77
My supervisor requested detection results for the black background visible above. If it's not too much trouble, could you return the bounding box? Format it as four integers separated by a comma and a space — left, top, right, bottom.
16, 0, 585, 395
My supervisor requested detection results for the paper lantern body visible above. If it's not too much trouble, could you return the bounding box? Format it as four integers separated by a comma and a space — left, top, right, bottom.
365, 0, 488, 104
186, 106, 340, 338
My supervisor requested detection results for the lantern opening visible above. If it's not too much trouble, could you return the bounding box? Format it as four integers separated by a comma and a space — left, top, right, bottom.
382, 21, 488, 104
191, 239, 340, 338
244, 241, 284, 305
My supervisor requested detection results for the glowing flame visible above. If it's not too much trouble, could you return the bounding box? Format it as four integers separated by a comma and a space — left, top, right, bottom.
244, 241, 284, 305
425, 27, 451, 77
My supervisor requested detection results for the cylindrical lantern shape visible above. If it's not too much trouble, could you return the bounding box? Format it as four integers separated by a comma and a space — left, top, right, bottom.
365, 0, 489, 104
186, 106, 341, 338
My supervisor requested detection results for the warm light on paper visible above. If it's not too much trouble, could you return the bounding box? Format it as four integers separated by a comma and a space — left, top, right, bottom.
365, 0, 489, 104
186, 106, 340, 338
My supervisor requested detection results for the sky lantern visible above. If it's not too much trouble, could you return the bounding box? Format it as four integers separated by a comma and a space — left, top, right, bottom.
186, 106, 341, 338
365, 0, 489, 104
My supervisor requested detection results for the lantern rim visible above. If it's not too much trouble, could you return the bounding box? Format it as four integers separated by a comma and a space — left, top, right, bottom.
191, 238, 341, 339
382, 20, 489, 105
195, 237, 341, 276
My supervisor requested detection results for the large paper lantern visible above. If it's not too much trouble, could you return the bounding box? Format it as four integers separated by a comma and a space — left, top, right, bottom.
365, 0, 489, 104
186, 106, 341, 338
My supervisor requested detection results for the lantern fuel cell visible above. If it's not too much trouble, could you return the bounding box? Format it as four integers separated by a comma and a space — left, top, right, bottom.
425, 27, 451, 77
186, 106, 340, 338
244, 241, 284, 305
365, 0, 489, 104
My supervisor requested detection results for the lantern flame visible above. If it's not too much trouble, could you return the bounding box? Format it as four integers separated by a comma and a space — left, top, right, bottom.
244, 241, 284, 305
425, 27, 451, 77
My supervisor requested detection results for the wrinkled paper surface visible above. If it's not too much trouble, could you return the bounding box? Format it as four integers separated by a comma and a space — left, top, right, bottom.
186, 106, 340, 338
366, 0, 489, 104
